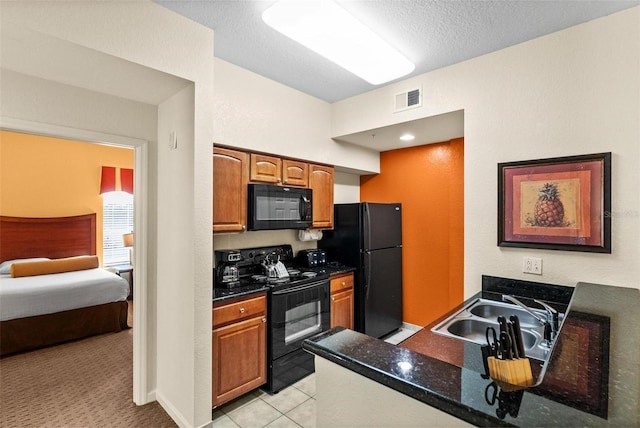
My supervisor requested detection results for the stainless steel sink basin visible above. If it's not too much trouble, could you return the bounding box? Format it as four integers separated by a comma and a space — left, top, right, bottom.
431, 298, 564, 362
469, 301, 546, 328
446, 318, 538, 350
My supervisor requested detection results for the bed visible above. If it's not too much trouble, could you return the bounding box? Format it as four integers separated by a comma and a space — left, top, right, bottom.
0, 214, 130, 357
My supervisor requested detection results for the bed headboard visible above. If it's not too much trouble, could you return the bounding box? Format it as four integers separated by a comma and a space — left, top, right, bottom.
0, 214, 96, 263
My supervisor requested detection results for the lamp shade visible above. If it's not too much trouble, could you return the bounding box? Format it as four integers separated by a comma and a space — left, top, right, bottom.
122, 233, 134, 248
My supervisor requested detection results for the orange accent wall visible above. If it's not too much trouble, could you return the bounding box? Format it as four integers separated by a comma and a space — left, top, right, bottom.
0, 131, 134, 265
360, 138, 464, 327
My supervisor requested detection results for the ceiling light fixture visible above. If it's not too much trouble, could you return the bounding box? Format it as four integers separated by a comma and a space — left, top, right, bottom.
262, 1, 415, 85
400, 134, 415, 141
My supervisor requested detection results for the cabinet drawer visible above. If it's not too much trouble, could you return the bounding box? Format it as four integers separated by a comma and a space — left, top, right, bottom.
331, 273, 354, 294
213, 294, 267, 328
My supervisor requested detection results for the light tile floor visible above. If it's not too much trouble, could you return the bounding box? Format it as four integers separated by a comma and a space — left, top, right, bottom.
212, 327, 419, 428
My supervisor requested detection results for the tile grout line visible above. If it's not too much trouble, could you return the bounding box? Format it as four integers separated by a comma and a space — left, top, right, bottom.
214, 330, 412, 427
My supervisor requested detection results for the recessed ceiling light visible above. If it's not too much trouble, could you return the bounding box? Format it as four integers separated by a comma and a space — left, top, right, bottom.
400, 134, 415, 141
262, 1, 415, 85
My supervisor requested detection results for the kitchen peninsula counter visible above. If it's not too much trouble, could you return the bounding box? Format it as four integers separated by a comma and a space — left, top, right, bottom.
303, 280, 639, 427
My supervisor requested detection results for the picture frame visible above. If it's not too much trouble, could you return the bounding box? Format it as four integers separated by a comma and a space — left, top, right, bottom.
498, 153, 611, 253
532, 311, 610, 419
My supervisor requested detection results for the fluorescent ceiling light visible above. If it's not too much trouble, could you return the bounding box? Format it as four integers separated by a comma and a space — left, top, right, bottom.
262, 1, 415, 85
400, 134, 415, 141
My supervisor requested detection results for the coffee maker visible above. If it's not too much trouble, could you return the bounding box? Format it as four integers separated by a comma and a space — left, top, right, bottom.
215, 250, 242, 288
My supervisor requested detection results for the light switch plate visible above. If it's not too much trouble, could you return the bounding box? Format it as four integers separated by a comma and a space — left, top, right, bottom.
169, 131, 178, 150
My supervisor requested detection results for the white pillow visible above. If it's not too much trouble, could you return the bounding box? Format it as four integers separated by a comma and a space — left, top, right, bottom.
0, 258, 50, 275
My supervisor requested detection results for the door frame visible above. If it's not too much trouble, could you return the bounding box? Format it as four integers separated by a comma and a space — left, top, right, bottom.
0, 116, 150, 405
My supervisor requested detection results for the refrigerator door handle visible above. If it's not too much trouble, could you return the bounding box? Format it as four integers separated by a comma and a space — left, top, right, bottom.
364, 202, 371, 250
365, 251, 371, 299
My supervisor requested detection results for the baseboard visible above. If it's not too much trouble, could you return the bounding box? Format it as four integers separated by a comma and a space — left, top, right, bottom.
155, 390, 193, 428
401, 322, 422, 332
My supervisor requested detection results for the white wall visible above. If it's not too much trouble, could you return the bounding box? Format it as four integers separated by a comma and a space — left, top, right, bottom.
0, 2, 214, 427
334, 171, 361, 203
213, 58, 380, 174
212, 59, 377, 252
315, 357, 472, 427
0, 70, 158, 141
332, 7, 640, 296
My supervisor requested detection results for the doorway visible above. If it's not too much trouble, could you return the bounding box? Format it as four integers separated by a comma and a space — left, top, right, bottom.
0, 120, 150, 404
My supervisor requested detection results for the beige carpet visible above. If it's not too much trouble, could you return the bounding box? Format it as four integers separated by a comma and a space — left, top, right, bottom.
1, 312, 176, 427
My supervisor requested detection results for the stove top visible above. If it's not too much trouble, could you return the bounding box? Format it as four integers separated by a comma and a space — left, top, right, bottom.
215, 244, 329, 291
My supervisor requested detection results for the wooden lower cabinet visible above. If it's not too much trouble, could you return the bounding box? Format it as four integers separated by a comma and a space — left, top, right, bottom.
212, 293, 267, 407
330, 273, 354, 330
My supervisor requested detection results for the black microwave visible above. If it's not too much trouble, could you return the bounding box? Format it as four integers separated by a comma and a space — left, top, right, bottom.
247, 184, 312, 230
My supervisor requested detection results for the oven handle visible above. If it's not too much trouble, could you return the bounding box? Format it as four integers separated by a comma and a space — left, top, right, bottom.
271, 280, 328, 295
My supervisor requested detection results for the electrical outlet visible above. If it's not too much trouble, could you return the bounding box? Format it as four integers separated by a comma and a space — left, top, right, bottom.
522, 257, 542, 275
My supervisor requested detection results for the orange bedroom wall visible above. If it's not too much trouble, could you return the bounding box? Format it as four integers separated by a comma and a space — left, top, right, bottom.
0, 131, 134, 265
360, 138, 464, 327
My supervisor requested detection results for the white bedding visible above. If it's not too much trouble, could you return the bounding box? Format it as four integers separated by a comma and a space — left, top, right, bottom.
0, 268, 129, 321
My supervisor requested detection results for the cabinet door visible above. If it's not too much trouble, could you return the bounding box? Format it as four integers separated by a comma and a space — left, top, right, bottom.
213, 148, 249, 233
282, 159, 308, 187
309, 164, 334, 228
250, 154, 282, 184
331, 288, 354, 329
213, 315, 267, 406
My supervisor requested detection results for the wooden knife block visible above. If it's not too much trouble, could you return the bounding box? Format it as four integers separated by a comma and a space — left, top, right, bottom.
487, 356, 534, 391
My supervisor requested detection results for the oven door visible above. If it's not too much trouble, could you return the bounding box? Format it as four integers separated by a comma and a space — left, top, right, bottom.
270, 279, 330, 359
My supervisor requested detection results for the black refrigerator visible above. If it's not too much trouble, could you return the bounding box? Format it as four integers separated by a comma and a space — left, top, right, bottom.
319, 202, 403, 339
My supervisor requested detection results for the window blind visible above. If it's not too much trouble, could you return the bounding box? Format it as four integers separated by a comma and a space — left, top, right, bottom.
103, 192, 134, 266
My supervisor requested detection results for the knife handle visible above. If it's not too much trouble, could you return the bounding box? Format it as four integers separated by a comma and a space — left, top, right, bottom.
499, 331, 512, 360
510, 315, 526, 358
506, 322, 520, 359
497, 316, 508, 335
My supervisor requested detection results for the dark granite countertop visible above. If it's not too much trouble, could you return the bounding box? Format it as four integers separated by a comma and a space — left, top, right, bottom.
213, 283, 270, 303
303, 277, 640, 427
305, 263, 356, 277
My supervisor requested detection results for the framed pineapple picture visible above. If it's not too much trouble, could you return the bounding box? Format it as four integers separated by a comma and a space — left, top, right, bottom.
498, 152, 611, 253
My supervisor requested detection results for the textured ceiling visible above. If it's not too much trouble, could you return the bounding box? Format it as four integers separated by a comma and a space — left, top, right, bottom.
154, 0, 638, 103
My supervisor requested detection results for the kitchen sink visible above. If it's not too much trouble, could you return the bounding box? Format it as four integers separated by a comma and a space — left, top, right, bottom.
431, 298, 564, 362
469, 303, 543, 328
445, 318, 539, 350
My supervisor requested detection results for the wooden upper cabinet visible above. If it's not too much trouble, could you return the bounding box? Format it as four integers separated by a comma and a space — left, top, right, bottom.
213, 147, 249, 233
250, 154, 308, 187
250, 154, 282, 184
282, 159, 308, 187
309, 164, 334, 229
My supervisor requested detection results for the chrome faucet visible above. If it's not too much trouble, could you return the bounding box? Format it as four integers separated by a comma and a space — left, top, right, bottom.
533, 299, 559, 333
501, 295, 559, 342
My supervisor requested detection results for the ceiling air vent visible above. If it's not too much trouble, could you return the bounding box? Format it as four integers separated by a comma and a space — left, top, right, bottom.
394, 87, 422, 113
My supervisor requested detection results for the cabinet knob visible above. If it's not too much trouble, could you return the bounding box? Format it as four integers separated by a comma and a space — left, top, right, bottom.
239, 307, 245, 313
331, 296, 335, 301
277, 177, 282, 182
262, 317, 267, 323
242, 225, 246, 231
341, 281, 346, 286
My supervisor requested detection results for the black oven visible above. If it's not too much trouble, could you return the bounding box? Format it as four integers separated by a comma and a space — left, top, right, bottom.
267, 277, 330, 393
247, 184, 312, 231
